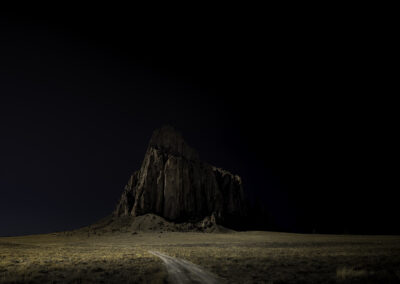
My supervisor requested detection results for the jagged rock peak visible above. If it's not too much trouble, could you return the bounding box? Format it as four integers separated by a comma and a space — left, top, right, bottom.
114, 126, 247, 229
148, 125, 199, 160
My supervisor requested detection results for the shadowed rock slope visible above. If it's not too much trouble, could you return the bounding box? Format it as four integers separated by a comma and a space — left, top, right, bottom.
114, 126, 246, 229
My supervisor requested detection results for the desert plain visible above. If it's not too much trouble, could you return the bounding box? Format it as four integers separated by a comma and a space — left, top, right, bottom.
1, 228, 400, 283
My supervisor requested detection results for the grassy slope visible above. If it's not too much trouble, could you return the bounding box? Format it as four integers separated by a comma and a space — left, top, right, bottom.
1, 231, 399, 283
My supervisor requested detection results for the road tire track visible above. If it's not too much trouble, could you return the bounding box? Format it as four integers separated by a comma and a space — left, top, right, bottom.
149, 250, 221, 284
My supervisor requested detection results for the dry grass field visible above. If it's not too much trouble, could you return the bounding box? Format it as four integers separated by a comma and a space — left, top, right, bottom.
1, 231, 399, 283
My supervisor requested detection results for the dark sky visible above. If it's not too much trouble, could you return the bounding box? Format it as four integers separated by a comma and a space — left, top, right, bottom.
1, 7, 398, 236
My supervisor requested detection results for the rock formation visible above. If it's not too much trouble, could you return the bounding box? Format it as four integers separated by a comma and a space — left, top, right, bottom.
114, 126, 246, 228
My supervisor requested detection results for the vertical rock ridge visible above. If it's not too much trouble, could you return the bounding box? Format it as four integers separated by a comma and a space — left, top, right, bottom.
114, 126, 247, 227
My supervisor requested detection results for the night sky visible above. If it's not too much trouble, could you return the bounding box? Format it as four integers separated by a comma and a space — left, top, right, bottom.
1, 7, 398, 236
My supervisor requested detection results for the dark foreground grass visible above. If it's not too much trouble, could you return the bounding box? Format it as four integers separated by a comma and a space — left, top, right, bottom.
1, 231, 399, 283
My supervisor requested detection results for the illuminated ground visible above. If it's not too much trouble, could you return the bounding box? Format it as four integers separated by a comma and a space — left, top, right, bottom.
1, 231, 399, 283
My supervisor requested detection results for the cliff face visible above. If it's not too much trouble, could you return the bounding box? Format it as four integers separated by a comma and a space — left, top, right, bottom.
114, 126, 246, 226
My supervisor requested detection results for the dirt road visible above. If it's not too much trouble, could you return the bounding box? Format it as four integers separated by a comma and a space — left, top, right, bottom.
148, 250, 221, 284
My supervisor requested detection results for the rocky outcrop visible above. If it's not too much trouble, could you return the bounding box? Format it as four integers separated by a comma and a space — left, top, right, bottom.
114, 126, 246, 227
